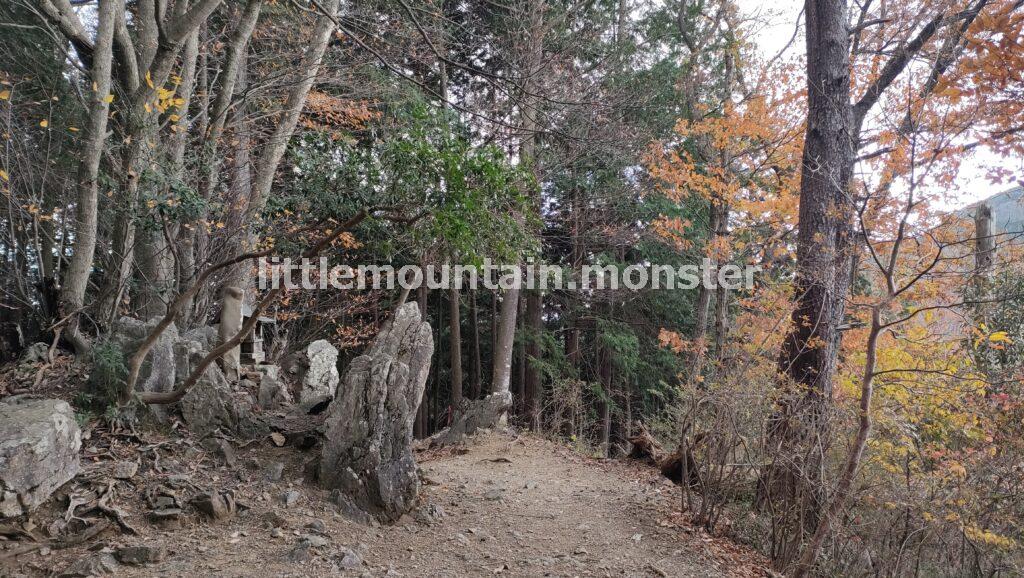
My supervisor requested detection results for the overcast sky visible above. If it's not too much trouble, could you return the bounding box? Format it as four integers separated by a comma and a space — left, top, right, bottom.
734, 0, 1023, 208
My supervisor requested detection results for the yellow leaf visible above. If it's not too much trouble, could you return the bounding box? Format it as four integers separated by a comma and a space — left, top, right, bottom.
989, 331, 1012, 343
102, 94, 114, 104
68, 127, 79, 132
145, 71, 154, 89
39, 119, 48, 128
0, 169, 8, 181
0, 90, 9, 100
168, 114, 180, 122
144, 102, 152, 113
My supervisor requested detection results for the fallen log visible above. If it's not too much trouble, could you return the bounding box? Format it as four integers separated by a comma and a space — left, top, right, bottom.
626, 421, 666, 465
627, 422, 703, 487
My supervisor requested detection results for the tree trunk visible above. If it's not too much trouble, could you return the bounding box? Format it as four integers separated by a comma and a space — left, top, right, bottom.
599, 342, 613, 458
974, 203, 995, 294
468, 288, 482, 400
415, 285, 429, 438
764, 0, 855, 569
249, 0, 339, 215
687, 201, 721, 385
513, 294, 526, 416
59, 0, 118, 353
490, 286, 520, 397
449, 287, 463, 410
524, 290, 542, 430
778, 0, 854, 405
180, 0, 263, 317
712, 203, 730, 361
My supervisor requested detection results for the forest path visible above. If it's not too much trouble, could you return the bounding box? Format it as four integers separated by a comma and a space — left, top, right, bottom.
376, 433, 764, 577
11, 432, 766, 578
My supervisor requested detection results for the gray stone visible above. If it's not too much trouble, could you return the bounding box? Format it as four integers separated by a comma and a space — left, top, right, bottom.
330, 489, 374, 526
179, 365, 232, 437
111, 461, 138, 479
281, 489, 300, 508
182, 325, 219, 351
300, 533, 328, 548
427, 391, 513, 447
335, 547, 363, 570
320, 303, 432, 523
265, 462, 285, 481
59, 553, 119, 576
180, 364, 267, 440
115, 544, 167, 565
111, 316, 179, 395
20, 342, 49, 364
0, 397, 81, 518
300, 340, 339, 406
414, 502, 446, 525
258, 374, 293, 410
149, 507, 182, 521
255, 364, 281, 381
287, 541, 313, 563
192, 491, 236, 521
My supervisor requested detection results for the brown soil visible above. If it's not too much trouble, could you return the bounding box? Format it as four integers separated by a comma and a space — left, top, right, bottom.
1, 431, 769, 577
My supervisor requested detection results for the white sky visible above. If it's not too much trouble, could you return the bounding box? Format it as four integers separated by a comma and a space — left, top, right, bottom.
734, 0, 1024, 208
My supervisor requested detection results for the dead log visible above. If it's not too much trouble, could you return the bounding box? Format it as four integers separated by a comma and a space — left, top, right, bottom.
659, 443, 702, 487
626, 421, 666, 465
627, 422, 703, 487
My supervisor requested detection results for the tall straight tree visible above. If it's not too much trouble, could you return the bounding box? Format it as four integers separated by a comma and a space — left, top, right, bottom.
765, 0, 1002, 571
58, 0, 119, 353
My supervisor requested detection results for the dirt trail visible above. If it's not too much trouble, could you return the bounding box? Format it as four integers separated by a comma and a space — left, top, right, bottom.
3, 432, 766, 577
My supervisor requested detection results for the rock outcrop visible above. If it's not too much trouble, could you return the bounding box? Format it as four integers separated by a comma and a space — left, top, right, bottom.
110, 316, 179, 395
180, 365, 268, 440
300, 340, 340, 407
0, 397, 81, 517
320, 303, 432, 522
427, 391, 513, 447
258, 373, 293, 410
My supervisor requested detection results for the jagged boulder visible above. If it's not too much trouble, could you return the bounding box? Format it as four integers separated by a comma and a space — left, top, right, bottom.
20, 342, 50, 364
258, 373, 293, 410
110, 317, 179, 395
300, 340, 339, 407
182, 325, 219, 351
180, 365, 268, 440
427, 391, 513, 447
320, 303, 432, 522
0, 397, 81, 518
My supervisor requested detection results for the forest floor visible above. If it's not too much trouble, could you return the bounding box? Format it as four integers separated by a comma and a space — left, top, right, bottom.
1, 429, 769, 577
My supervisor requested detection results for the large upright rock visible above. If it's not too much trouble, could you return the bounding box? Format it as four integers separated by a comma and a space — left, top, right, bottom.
427, 391, 513, 448
300, 340, 339, 406
110, 316, 179, 395
0, 397, 81, 517
180, 365, 268, 440
320, 303, 432, 522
